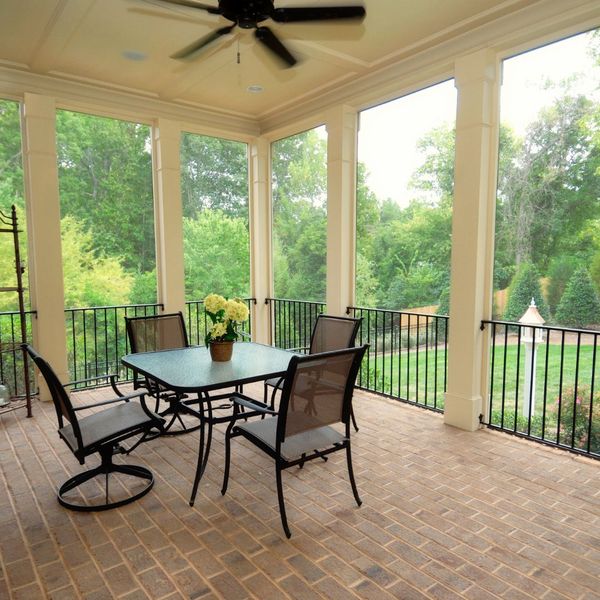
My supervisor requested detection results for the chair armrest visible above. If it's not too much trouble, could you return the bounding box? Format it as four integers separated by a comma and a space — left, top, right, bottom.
231, 393, 278, 415
72, 390, 147, 411
63, 373, 125, 397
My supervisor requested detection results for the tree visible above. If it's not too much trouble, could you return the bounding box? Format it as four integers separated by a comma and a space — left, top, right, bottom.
56, 110, 156, 275
503, 263, 550, 323
183, 211, 250, 300
555, 267, 600, 328
546, 256, 580, 315
180, 133, 248, 221
272, 129, 327, 300
497, 94, 600, 271
60, 216, 133, 308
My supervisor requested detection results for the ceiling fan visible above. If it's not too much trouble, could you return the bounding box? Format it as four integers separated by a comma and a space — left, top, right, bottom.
145, 0, 366, 67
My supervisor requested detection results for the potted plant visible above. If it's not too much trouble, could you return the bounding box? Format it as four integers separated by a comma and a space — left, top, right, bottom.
203, 294, 249, 361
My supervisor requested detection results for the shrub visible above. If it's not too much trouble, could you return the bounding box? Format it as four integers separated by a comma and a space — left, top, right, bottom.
503, 263, 550, 323
546, 256, 579, 315
554, 385, 600, 454
555, 267, 600, 329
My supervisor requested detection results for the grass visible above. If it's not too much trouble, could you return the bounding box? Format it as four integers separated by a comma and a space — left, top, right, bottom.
360, 341, 599, 417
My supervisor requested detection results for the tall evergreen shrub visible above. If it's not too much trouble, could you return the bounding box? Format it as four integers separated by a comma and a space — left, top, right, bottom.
503, 263, 550, 323
555, 267, 600, 328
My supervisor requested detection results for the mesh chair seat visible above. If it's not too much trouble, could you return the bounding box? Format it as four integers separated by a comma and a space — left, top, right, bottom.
236, 416, 346, 461
59, 402, 160, 454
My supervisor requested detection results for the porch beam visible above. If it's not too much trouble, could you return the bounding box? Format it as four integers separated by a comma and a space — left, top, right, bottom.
325, 105, 358, 316
445, 49, 500, 431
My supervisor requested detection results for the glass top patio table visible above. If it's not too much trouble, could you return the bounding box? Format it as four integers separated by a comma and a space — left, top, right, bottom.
122, 342, 296, 506
121, 342, 295, 394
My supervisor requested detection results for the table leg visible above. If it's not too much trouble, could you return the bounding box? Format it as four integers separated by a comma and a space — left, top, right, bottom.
189, 392, 213, 506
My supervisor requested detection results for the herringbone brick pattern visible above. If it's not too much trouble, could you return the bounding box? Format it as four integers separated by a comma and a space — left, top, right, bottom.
0, 385, 598, 599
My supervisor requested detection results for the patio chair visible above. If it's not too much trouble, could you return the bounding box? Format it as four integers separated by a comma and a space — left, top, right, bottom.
264, 314, 362, 430
126, 312, 200, 435
24, 344, 164, 511
222, 344, 368, 538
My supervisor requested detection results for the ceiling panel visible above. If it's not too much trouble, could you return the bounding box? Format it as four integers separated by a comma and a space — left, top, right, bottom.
0, 0, 544, 119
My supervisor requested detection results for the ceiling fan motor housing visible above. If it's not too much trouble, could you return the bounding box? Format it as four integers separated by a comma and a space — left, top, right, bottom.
219, 0, 273, 29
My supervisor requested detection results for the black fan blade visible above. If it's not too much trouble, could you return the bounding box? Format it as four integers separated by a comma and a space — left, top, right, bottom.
255, 26, 297, 67
145, 0, 220, 14
171, 24, 236, 59
272, 6, 365, 23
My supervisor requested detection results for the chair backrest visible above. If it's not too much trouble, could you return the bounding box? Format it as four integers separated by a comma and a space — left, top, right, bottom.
278, 345, 368, 441
23, 345, 84, 448
126, 312, 189, 354
309, 314, 362, 354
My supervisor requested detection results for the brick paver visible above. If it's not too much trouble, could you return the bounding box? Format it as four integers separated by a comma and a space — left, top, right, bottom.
0, 385, 598, 599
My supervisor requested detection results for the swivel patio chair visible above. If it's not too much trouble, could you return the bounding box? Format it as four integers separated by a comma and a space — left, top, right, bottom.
222, 344, 368, 538
264, 314, 362, 430
25, 345, 164, 511
126, 312, 201, 435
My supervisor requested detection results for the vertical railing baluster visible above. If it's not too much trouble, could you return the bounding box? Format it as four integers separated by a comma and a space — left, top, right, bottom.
556, 330, 566, 445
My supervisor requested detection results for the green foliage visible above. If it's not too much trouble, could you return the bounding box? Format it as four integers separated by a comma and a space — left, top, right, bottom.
272, 129, 327, 300
183, 211, 249, 301
60, 216, 133, 308
437, 286, 450, 316
555, 267, 600, 328
180, 132, 248, 221
547, 256, 579, 315
56, 110, 155, 275
503, 263, 549, 322
555, 385, 600, 453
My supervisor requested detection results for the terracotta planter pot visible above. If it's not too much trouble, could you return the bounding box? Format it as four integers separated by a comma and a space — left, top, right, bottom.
209, 340, 234, 362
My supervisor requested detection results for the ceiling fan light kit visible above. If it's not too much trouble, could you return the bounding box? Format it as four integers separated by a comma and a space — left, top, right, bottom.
147, 0, 365, 67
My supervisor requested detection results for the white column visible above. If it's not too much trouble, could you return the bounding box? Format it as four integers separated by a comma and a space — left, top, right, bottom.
153, 118, 186, 314
248, 137, 273, 344
445, 49, 500, 431
325, 105, 358, 316
21, 93, 68, 397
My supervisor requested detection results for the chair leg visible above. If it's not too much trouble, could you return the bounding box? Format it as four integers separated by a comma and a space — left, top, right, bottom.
345, 441, 362, 507
350, 406, 359, 432
275, 463, 291, 538
58, 448, 154, 512
221, 421, 236, 496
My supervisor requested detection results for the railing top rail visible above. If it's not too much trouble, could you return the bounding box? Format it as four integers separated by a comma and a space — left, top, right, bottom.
186, 297, 257, 305
347, 305, 448, 319
481, 319, 600, 336
65, 303, 164, 312
265, 297, 326, 305
0, 309, 36, 316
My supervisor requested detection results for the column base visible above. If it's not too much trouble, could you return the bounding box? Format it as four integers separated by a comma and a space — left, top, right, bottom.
444, 392, 482, 432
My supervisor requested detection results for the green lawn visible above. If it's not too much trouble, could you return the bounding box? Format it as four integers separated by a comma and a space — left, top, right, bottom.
359, 342, 600, 454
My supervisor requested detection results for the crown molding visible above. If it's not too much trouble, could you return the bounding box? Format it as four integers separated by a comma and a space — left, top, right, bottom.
0, 65, 260, 138
258, 0, 600, 135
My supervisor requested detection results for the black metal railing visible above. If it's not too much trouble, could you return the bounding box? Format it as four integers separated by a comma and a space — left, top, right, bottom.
482, 320, 600, 459
185, 298, 255, 345
266, 298, 325, 350
0, 309, 36, 399
348, 306, 448, 410
65, 303, 162, 386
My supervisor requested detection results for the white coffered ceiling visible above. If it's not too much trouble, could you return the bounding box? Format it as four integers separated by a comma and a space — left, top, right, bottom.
0, 0, 582, 125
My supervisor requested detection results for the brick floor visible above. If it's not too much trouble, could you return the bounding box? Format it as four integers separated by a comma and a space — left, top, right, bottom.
0, 385, 599, 599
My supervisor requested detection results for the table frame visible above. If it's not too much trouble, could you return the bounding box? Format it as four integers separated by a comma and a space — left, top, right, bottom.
122, 342, 295, 505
